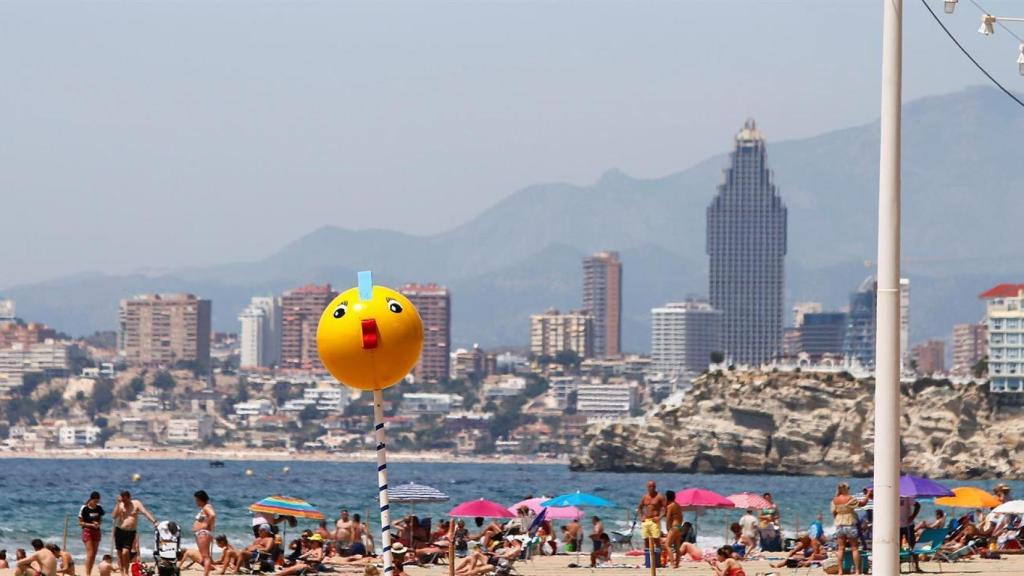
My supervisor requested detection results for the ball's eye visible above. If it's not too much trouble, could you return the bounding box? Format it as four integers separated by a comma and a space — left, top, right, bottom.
388, 300, 403, 314
332, 304, 347, 319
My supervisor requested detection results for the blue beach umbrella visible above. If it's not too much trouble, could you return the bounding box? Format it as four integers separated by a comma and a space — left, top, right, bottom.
542, 491, 615, 508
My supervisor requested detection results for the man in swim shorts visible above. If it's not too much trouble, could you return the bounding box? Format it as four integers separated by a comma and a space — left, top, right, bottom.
113, 491, 157, 576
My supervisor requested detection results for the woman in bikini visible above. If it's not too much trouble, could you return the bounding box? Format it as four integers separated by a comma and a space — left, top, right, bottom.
708, 545, 746, 576
192, 490, 217, 576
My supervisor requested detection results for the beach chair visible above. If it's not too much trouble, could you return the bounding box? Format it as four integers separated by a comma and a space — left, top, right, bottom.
899, 527, 949, 573
609, 524, 633, 551
935, 540, 978, 566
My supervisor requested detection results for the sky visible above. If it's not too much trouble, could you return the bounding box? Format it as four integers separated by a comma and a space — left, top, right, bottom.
2, 0, 1023, 286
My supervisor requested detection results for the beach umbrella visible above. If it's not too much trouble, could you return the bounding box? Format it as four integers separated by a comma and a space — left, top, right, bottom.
509, 497, 582, 520
864, 475, 955, 499
674, 488, 735, 509
389, 482, 449, 550
727, 493, 772, 510
993, 500, 1024, 515
934, 487, 1001, 509
542, 491, 615, 508
250, 495, 324, 520
449, 498, 517, 518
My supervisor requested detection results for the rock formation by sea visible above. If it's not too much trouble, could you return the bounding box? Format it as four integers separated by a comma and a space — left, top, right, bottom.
571, 370, 1018, 479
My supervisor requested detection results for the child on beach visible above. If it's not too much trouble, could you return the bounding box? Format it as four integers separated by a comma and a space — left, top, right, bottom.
98, 555, 113, 576
707, 545, 746, 576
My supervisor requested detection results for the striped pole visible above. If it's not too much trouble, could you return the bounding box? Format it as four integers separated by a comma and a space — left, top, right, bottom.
373, 389, 394, 574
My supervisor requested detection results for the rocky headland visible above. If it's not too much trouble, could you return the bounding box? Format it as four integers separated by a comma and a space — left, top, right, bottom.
571, 370, 1022, 479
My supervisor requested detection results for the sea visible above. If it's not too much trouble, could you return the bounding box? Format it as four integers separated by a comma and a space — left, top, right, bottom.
2, 458, 1016, 559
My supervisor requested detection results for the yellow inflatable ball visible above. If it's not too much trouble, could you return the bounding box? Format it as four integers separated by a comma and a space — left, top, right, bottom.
316, 273, 423, 391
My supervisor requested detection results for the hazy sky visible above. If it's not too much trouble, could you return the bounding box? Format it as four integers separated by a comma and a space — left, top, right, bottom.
2, 0, 1022, 286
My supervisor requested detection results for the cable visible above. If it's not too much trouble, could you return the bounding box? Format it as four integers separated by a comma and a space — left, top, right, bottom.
967, 0, 1024, 43
919, 0, 1024, 109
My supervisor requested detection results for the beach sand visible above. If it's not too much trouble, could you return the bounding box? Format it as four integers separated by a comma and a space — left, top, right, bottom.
6, 553, 1020, 576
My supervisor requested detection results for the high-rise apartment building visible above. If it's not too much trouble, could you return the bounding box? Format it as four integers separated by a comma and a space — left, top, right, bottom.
582, 252, 622, 358
981, 284, 1024, 393
951, 321, 987, 375
800, 312, 848, 359
0, 300, 14, 324
843, 277, 877, 368
650, 301, 723, 379
119, 294, 211, 368
792, 302, 823, 328
280, 284, 336, 371
401, 284, 451, 381
912, 339, 946, 376
239, 296, 282, 369
707, 120, 787, 366
530, 309, 593, 359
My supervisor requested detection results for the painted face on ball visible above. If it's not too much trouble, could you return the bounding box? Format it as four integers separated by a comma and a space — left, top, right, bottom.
316, 273, 423, 390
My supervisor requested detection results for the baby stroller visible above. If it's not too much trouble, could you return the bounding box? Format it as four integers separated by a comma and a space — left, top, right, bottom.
154, 521, 182, 576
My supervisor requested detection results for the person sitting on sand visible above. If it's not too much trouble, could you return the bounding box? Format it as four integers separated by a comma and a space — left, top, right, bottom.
455, 539, 522, 576
274, 534, 323, 576
729, 523, 756, 559
214, 535, 243, 574
470, 517, 502, 549
97, 555, 113, 576
15, 540, 56, 576
0, 549, 9, 569
44, 544, 74, 576
708, 545, 746, 576
242, 525, 276, 567
179, 548, 204, 571
771, 532, 825, 568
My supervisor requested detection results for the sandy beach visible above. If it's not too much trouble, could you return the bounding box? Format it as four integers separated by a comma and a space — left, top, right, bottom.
5, 554, 1021, 576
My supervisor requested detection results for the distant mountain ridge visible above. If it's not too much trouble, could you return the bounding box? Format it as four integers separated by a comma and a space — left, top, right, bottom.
5, 85, 1022, 351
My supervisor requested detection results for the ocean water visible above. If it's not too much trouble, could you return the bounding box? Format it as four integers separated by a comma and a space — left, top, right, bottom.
2, 458, 1016, 559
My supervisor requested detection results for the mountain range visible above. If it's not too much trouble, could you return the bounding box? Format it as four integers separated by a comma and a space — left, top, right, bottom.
5, 85, 1022, 352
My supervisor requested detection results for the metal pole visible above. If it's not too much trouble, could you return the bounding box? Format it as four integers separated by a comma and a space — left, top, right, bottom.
873, 0, 903, 574
373, 389, 395, 574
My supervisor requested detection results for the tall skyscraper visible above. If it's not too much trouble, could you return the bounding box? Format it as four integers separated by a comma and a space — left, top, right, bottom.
707, 120, 787, 365
280, 284, 336, 371
650, 301, 723, 379
951, 321, 987, 375
981, 283, 1024, 393
843, 277, 877, 368
842, 276, 908, 369
530, 309, 593, 359
119, 294, 211, 368
582, 251, 622, 358
401, 284, 451, 381
239, 296, 282, 369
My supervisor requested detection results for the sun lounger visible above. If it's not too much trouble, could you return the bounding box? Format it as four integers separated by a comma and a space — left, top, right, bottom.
935, 539, 978, 567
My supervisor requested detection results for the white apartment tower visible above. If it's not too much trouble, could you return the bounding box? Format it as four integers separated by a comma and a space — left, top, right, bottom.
650, 302, 723, 379
239, 296, 281, 369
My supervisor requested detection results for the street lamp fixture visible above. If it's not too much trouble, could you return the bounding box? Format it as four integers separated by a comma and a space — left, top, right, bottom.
944, 0, 957, 15
1018, 44, 1024, 76
980, 14, 996, 35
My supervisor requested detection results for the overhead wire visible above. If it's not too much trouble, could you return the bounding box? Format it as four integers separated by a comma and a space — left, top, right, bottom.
919, 0, 1024, 109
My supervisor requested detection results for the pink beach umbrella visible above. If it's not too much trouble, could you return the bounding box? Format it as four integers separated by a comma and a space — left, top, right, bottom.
509, 497, 583, 520
674, 488, 736, 509
726, 492, 773, 510
449, 498, 517, 519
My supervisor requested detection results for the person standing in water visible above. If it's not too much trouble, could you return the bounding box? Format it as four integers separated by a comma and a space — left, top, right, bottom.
192, 491, 217, 576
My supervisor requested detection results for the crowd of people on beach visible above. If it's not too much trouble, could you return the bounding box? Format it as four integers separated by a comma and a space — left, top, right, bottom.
6, 480, 1022, 576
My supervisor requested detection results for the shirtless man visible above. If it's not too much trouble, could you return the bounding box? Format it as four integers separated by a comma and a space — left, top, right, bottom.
97, 555, 113, 576
15, 540, 56, 576
334, 509, 354, 552
663, 490, 685, 567
44, 545, 73, 576
113, 491, 157, 576
637, 480, 667, 552
564, 519, 582, 552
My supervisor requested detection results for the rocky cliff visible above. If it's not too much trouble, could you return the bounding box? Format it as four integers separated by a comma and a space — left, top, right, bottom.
570, 371, 1022, 479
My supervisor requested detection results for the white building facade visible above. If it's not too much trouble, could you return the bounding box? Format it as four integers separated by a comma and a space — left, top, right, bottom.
982, 284, 1024, 393
239, 296, 282, 369
650, 301, 723, 380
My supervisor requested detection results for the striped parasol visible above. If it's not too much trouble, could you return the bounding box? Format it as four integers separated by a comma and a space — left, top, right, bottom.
250, 495, 324, 520
389, 482, 450, 503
